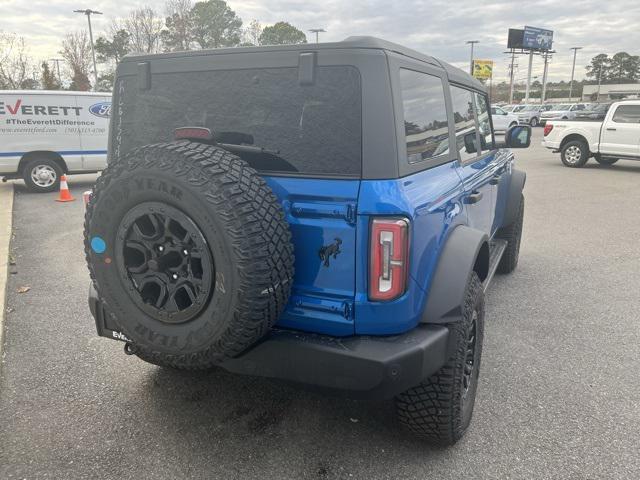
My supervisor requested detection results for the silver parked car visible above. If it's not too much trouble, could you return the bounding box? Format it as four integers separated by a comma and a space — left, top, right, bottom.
514, 105, 543, 127
540, 103, 588, 125
490, 106, 519, 132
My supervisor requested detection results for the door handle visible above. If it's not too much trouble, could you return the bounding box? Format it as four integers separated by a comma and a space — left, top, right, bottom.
606, 128, 617, 131
489, 174, 502, 185
466, 191, 483, 204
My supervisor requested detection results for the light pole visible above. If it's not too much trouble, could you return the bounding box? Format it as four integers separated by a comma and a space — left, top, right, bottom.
308, 29, 326, 44
541, 51, 554, 104
74, 9, 102, 90
508, 50, 516, 104
524, 50, 534, 103
596, 64, 603, 101
569, 46, 582, 102
466, 40, 479, 75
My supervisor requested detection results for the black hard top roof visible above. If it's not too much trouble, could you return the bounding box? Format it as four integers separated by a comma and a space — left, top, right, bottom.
123, 35, 484, 91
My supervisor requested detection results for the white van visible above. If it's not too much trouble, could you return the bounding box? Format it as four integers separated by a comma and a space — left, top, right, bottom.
0, 90, 111, 192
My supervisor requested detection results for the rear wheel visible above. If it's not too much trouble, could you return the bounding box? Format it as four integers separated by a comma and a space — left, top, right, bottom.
561, 140, 589, 168
595, 156, 618, 166
496, 194, 524, 274
395, 273, 484, 446
22, 158, 62, 193
530, 117, 538, 127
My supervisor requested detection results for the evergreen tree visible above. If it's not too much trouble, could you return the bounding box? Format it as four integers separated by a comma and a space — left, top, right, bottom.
41, 61, 61, 90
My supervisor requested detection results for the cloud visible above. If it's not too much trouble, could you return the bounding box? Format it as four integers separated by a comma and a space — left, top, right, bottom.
3, 0, 639, 82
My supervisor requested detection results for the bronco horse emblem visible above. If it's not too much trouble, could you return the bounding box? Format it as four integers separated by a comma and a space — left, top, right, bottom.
318, 238, 342, 267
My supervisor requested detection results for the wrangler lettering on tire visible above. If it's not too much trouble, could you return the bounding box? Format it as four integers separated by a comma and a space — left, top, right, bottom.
84, 141, 295, 368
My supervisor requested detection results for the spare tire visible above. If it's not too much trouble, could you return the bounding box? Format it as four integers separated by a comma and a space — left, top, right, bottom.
84, 141, 294, 369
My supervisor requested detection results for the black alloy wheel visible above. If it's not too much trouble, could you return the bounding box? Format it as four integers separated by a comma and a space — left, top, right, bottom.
116, 202, 214, 325
462, 310, 478, 403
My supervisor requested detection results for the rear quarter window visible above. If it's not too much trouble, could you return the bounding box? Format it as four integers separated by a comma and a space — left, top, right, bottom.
113, 66, 362, 176
398, 68, 449, 164
450, 86, 478, 162
473, 92, 494, 153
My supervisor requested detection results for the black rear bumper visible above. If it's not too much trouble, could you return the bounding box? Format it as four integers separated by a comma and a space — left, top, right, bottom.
89, 284, 449, 400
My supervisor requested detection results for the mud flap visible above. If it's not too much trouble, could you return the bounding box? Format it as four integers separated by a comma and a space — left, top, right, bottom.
89, 283, 131, 343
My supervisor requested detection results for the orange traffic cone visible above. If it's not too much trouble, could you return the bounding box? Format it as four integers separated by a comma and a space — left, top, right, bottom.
56, 175, 75, 202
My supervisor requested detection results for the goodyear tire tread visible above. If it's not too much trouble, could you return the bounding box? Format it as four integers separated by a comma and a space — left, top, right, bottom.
84, 141, 294, 369
496, 194, 524, 274
395, 273, 484, 446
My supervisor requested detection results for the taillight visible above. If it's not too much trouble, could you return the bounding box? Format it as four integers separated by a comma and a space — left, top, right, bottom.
174, 127, 213, 141
369, 218, 409, 301
543, 124, 554, 136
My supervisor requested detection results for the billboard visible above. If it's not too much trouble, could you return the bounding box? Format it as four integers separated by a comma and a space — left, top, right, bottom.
507, 29, 525, 49
472, 60, 494, 79
523, 26, 553, 50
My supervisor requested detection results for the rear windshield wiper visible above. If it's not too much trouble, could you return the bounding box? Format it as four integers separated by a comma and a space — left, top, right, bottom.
217, 143, 281, 156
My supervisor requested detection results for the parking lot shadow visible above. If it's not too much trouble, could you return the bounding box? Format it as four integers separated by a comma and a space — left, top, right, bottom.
580, 162, 640, 173
10, 174, 98, 195
134, 364, 441, 474
545, 160, 640, 173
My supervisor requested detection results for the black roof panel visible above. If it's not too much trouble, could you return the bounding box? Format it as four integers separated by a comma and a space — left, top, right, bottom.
122, 36, 484, 91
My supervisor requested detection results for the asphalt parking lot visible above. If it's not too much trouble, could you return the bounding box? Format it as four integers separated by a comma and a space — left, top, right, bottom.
1, 130, 639, 479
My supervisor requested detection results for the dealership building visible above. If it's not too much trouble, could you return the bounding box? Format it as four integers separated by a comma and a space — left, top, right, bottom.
582, 83, 640, 101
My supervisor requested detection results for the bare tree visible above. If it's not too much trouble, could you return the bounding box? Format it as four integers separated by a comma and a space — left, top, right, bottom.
242, 20, 263, 46
61, 30, 93, 90
114, 6, 164, 54
0, 32, 36, 89
162, 0, 193, 51
61, 30, 92, 78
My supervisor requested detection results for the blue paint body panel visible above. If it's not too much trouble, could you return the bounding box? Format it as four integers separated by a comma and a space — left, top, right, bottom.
263, 176, 360, 336
355, 161, 468, 334
263, 159, 487, 337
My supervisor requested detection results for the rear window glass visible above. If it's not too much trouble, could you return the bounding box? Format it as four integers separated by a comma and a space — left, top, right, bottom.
612, 105, 640, 123
113, 66, 362, 176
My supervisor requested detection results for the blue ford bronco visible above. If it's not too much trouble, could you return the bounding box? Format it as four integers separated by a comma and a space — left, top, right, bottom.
85, 37, 530, 445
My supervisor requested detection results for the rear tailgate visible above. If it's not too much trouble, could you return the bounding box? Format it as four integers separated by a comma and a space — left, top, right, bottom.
542, 120, 602, 151
264, 177, 360, 337
542, 120, 573, 149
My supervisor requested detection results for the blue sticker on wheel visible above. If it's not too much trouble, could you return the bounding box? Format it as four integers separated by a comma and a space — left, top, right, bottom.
91, 236, 106, 254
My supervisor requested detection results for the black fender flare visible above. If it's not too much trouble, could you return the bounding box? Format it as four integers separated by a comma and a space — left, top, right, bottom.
421, 225, 489, 325
503, 169, 526, 227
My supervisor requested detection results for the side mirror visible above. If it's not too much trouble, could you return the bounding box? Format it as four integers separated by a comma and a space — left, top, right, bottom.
505, 125, 531, 149
463, 132, 477, 154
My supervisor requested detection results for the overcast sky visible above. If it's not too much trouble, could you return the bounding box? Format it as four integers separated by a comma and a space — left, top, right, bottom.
3, 0, 639, 83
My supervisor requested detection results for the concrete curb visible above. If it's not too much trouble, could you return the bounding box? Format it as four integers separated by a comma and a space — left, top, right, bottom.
0, 183, 14, 368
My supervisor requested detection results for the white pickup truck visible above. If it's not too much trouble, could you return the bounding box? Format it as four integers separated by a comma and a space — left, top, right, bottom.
542, 100, 640, 167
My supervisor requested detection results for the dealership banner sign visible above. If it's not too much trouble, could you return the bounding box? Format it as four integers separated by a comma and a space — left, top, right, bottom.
472, 60, 494, 80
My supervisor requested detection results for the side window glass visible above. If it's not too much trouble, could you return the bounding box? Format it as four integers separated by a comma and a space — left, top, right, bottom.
399, 69, 450, 163
473, 92, 494, 153
612, 105, 640, 124
450, 86, 478, 162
